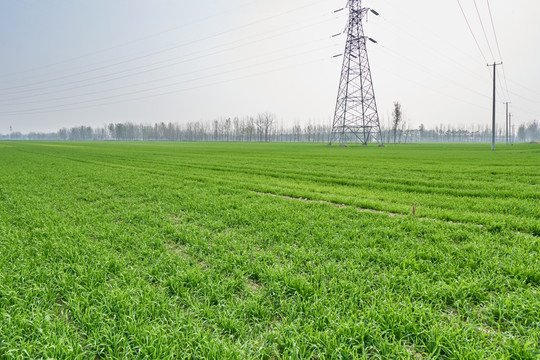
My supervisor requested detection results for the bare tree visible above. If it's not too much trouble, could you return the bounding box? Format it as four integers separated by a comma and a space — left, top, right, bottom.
399, 119, 406, 143
256, 112, 275, 142
212, 120, 220, 141
245, 116, 255, 142
223, 118, 231, 142
392, 102, 402, 144
232, 117, 241, 141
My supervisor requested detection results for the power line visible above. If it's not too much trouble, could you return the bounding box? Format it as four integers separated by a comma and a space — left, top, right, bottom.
347, 1, 498, 112
0, 0, 258, 82
380, 0, 490, 76
0, 56, 333, 117
378, 0, 537, 128
455, 0, 489, 64
336, 1, 499, 118
495, 67, 507, 102
378, 17, 487, 81
485, 0, 503, 63
0, 0, 329, 93
507, 78, 540, 97
472, 0, 496, 61
370, 46, 491, 111
0, 13, 337, 102
0, 32, 337, 108
455, 1, 512, 114
510, 105, 540, 121
0, 42, 338, 115
379, 45, 491, 102
507, 91, 540, 105
373, 0, 526, 122
485, 0, 511, 102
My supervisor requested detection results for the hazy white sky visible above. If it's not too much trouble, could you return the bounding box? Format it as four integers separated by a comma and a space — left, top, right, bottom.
0, 0, 539, 134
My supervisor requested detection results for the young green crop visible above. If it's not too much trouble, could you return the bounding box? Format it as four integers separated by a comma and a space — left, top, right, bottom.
0, 141, 538, 359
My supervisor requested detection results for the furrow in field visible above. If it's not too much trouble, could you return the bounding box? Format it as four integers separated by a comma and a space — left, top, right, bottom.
30, 149, 537, 235
69, 152, 538, 214
100, 155, 539, 201
250, 190, 539, 238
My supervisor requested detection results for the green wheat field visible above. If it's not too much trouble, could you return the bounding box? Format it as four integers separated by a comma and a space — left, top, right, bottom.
0, 141, 538, 359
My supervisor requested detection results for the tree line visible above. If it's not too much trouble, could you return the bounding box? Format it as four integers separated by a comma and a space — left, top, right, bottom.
2, 111, 539, 143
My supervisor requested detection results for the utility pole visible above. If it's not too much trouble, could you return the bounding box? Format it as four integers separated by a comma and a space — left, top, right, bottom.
329, 0, 383, 147
487, 62, 502, 150
504, 102, 510, 145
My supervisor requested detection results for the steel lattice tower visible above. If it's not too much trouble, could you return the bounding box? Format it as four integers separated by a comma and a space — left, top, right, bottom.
329, 0, 384, 146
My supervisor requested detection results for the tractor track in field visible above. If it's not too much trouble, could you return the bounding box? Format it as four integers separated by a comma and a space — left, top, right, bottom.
26, 149, 537, 238
251, 191, 539, 238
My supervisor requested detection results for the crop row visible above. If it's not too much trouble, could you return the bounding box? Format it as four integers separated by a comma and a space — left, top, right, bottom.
0, 142, 538, 358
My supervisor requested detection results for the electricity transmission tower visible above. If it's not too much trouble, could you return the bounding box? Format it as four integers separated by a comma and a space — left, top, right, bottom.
329, 0, 384, 147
